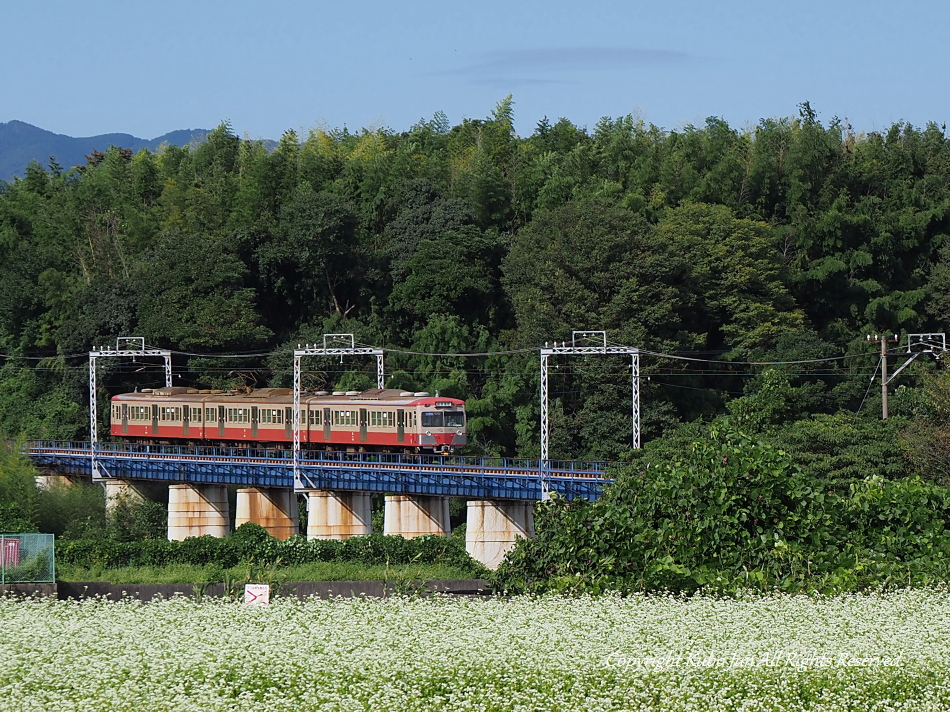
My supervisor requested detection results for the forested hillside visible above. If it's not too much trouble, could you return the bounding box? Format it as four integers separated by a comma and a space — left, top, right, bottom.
2, 98, 950, 463
0, 120, 211, 182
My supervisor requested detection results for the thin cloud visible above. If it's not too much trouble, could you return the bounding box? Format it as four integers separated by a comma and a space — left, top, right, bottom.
469, 77, 577, 88
442, 47, 692, 77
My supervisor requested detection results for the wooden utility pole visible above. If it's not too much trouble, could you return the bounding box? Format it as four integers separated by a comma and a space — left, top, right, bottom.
867, 333, 898, 419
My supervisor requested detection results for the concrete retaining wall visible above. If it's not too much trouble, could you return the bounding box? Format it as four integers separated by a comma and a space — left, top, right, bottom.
0, 583, 58, 597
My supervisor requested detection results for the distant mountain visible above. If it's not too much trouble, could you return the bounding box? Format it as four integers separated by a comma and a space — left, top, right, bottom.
0, 121, 212, 181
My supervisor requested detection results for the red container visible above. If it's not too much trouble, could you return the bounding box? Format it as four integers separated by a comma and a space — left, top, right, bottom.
1, 538, 19, 567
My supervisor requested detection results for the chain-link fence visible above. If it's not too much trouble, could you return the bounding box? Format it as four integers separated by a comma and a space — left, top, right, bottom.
0, 534, 55, 583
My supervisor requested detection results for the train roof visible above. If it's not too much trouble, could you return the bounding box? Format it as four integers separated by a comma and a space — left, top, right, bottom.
112, 387, 464, 407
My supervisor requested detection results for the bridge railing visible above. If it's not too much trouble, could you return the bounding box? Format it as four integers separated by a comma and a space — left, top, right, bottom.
26, 441, 614, 478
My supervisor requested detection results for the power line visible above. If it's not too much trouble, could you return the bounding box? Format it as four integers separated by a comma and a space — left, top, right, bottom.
855, 357, 882, 415
0, 338, 913, 371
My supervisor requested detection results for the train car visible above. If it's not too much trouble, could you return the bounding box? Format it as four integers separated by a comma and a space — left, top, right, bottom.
110, 387, 467, 453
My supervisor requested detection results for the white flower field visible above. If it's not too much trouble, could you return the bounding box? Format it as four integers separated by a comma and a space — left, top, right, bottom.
1, 589, 948, 711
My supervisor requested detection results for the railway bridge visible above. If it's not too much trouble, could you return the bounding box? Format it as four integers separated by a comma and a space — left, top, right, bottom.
23, 331, 630, 567
26, 441, 612, 568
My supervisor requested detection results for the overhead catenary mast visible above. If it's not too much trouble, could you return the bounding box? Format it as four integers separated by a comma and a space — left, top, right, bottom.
539, 331, 640, 499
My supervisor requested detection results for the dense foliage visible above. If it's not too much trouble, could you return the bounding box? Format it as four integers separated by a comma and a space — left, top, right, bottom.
494, 422, 950, 594
4, 100, 950, 458
0, 440, 166, 539
57, 522, 483, 575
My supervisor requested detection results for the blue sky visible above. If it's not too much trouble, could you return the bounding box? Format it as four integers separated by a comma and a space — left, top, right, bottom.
4, 0, 948, 139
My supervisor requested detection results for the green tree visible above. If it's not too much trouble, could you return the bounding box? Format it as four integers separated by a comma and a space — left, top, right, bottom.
256, 182, 364, 331
135, 230, 271, 349
0, 441, 39, 533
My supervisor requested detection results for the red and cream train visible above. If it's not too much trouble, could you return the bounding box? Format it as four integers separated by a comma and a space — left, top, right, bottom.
110, 387, 467, 453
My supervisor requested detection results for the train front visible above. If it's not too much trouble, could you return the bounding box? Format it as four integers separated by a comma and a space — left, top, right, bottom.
418, 397, 467, 453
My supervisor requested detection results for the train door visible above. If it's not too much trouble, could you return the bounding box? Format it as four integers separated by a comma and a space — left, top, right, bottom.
359, 409, 368, 442
397, 409, 405, 443
182, 404, 190, 437
251, 406, 259, 438
323, 408, 331, 441
218, 406, 225, 437
121, 404, 128, 435
284, 407, 292, 441
151, 404, 159, 435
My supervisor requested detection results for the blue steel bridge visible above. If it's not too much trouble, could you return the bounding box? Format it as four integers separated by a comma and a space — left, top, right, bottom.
25, 441, 613, 501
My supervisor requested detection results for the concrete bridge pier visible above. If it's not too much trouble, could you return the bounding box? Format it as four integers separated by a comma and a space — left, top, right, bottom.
35, 473, 75, 491
465, 500, 535, 569
384, 495, 450, 538
306, 490, 372, 540
103, 478, 148, 507
235, 487, 299, 540
102, 479, 165, 522
167, 484, 230, 540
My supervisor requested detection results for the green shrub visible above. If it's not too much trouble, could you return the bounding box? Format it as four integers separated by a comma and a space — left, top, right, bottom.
0, 440, 39, 531
107, 497, 167, 542
0, 502, 36, 533
56, 529, 485, 577
38, 480, 106, 538
493, 424, 950, 595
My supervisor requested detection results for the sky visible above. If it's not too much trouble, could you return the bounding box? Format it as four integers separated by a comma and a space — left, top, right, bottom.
4, 0, 950, 140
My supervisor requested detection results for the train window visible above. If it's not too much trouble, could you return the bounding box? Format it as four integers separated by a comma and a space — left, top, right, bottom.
227, 408, 250, 423
382, 412, 394, 427
421, 412, 444, 428
259, 409, 282, 424
191, 407, 202, 422
112, 405, 120, 420
205, 408, 217, 423
445, 412, 465, 428
308, 410, 321, 426
159, 407, 181, 422
333, 410, 356, 426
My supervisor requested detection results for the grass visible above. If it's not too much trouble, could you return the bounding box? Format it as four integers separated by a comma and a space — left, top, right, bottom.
56, 561, 480, 584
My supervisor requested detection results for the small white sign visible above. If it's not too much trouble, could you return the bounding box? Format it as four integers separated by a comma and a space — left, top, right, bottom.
244, 583, 270, 605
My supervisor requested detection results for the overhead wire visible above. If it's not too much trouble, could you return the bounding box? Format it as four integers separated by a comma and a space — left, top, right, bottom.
0, 335, 906, 366
0, 336, 919, 396
856, 356, 882, 414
